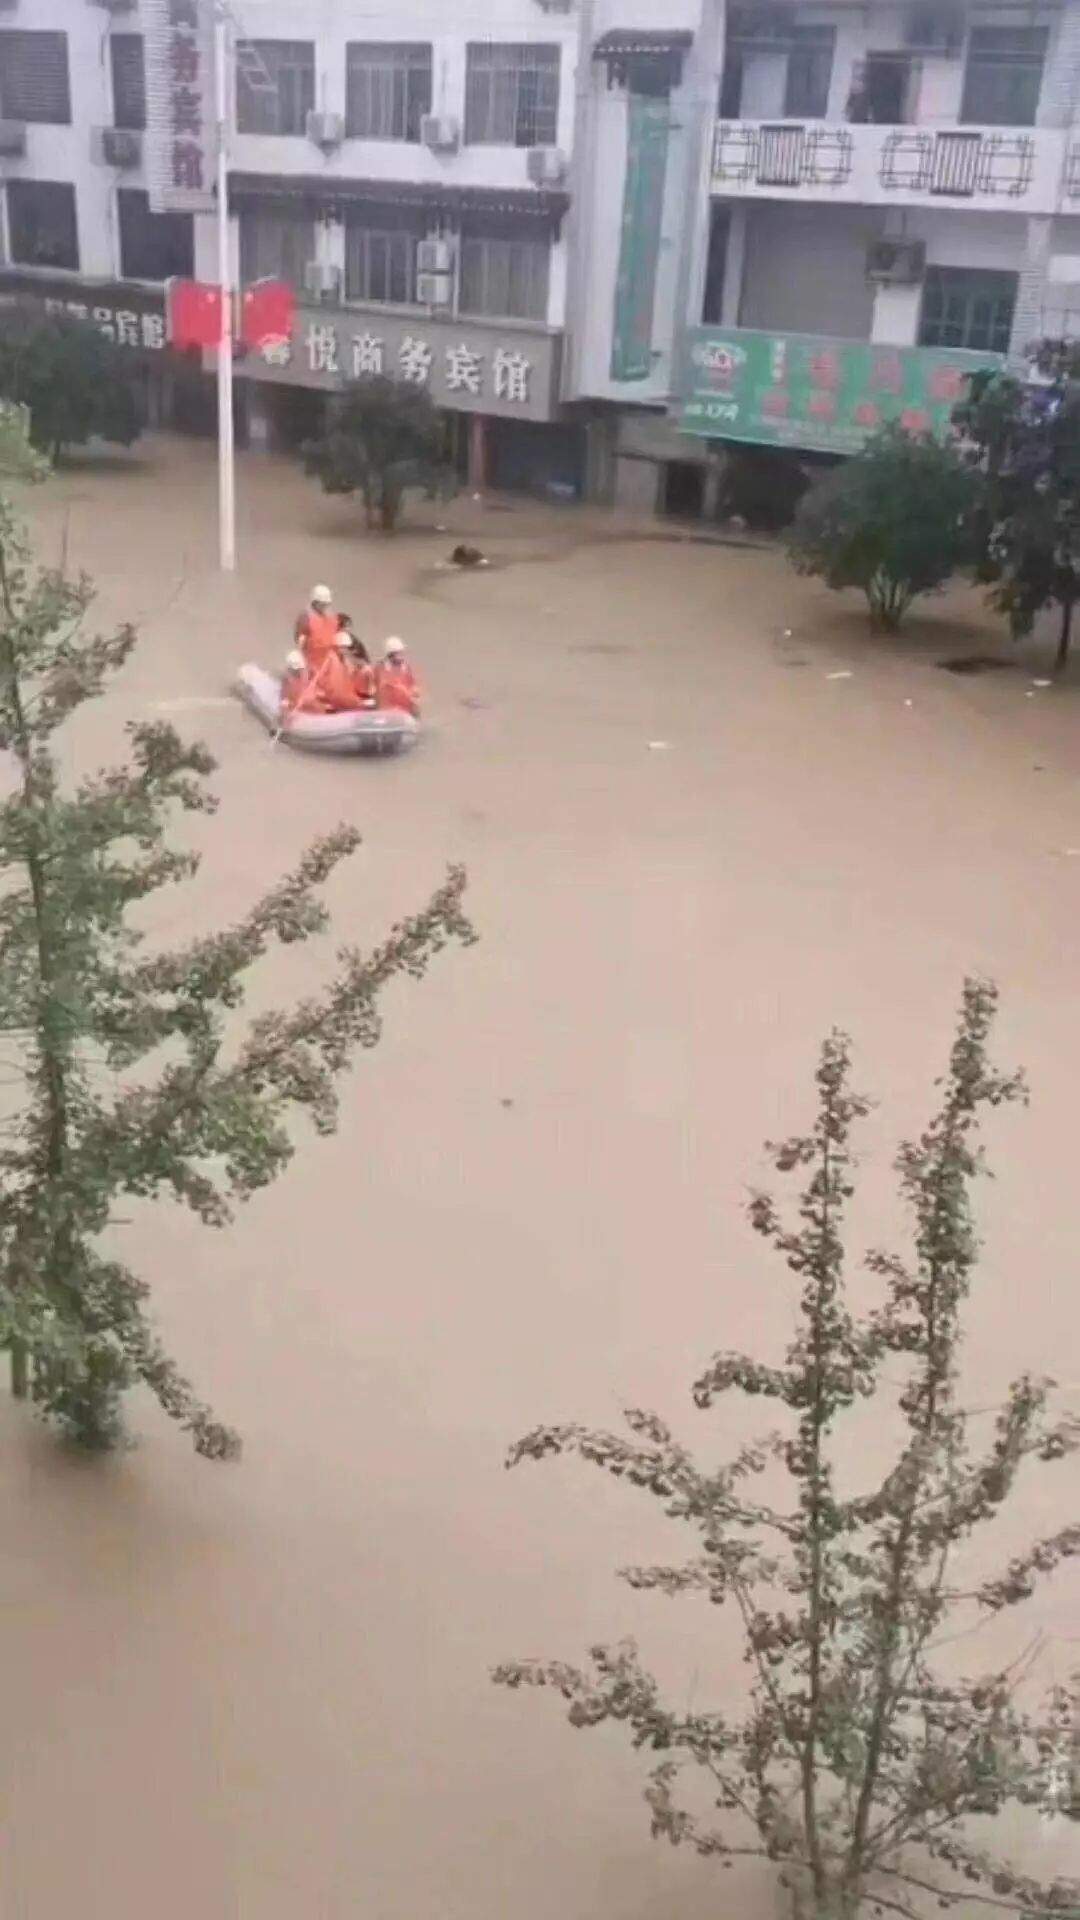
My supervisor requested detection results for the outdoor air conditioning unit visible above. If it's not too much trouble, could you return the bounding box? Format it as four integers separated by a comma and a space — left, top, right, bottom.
0, 1, 20, 13
904, 6, 963, 55
866, 238, 926, 284
416, 237, 454, 276
306, 110, 344, 149
526, 145, 567, 186
89, 0, 137, 13
99, 126, 142, 167
421, 114, 460, 153
533, 0, 574, 11
304, 261, 342, 299
0, 120, 26, 155
416, 272, 452, 308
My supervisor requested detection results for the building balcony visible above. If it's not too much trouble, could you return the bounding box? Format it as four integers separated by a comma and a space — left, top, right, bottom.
711, 118, 1073, 216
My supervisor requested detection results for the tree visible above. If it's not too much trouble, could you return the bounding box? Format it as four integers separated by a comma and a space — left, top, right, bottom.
303, 376, 449, 531
495, 982, 1080, 1920
954, 355, 1080, 673
788, 426, 975, 630
0, 314, 143, 463
0, 503, 475, 1455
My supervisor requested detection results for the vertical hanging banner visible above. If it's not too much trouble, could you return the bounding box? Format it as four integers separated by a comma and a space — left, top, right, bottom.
610, 98, 672, 384
145, 0, 217, 214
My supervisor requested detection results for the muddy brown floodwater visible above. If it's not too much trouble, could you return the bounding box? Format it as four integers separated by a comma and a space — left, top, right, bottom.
3, 436, 1080, 1919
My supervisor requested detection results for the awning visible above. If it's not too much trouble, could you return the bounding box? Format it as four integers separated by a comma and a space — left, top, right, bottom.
229, 174, 569, 227
592, 29, 694, 89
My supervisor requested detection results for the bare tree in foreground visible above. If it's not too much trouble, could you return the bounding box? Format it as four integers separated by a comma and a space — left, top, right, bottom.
496, 983, 1080, 1920
0, 503, 475, 1455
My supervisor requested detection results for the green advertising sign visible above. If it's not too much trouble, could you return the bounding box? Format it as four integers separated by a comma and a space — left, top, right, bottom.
676, 327, 1002, 454
610, 99, 672, 384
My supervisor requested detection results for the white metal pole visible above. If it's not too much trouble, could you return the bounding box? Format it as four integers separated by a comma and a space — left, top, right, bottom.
215, 5, 236, 572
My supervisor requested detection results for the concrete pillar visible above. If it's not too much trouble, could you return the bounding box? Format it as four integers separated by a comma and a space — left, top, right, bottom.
1037, 3, 1080, 127
467, 413, 488, 491
720, 205, 748, 327
1009, 216, 1054, 361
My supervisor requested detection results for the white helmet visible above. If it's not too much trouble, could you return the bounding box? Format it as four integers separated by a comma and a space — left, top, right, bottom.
311, 583, 332, 605
286, 648, 305, 672
383, 635, 406, 658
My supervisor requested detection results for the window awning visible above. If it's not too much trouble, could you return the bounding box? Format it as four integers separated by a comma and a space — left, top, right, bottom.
228, 174, 570, 227
592, 29, 694, 89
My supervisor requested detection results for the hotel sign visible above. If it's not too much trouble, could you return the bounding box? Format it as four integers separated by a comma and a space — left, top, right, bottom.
145, 0, 217, 214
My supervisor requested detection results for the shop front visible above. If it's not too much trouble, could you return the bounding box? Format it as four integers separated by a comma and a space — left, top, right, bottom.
0, 270, 208, 433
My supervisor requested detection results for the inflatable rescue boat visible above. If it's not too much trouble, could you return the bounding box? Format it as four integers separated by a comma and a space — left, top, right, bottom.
235, 663, 419, 757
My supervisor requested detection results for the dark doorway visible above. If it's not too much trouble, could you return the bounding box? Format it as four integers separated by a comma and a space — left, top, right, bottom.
702, 205, 729, 324
662, 461, 704, 519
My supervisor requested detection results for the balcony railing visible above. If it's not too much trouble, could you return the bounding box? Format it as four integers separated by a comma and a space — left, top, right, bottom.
711, 118, 1066, 213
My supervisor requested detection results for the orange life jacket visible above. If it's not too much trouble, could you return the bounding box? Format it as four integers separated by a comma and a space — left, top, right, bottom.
299, 607, 339, 670
376, 659, 421, 718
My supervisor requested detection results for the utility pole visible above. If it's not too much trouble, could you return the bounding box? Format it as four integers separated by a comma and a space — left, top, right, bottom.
215, 2, 236, 573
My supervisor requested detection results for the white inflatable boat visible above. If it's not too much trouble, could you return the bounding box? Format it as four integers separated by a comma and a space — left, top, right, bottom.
235, 663, 419, 757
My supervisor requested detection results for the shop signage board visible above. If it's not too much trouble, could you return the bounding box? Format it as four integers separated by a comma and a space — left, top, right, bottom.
675, 326, 1003, 454
145, 0, 217, 215
235, 304, 563, 423
0, 274, 168, 354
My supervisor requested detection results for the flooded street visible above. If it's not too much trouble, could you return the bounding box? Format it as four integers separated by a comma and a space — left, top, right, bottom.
4, 436, 1080, 1918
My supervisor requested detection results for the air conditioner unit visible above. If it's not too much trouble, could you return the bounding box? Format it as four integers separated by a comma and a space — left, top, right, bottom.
306, 109, 344, 149
904, 6, 963, 55
0, 120, 26, 155
0, 0, 20, 13
89, 0, 136, 12
421, 114, 460, 153
526, 145, 567, 186
866, 238, 926, 284
304, 261, 342, 299
416, 272, 452, 308
534, 0, 574, 10
416, 237, 453, 276
99, 126, 141, 167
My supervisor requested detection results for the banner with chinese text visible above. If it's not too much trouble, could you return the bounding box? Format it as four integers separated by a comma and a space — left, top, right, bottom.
675, 327, 1003, 453
145, 0, 216, 214
610, 99, 672, 384
233, 305, 563, 424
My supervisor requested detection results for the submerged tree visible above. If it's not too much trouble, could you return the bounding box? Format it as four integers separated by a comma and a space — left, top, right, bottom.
0, 504, 475, 1455
303, 376, 450, 531
495, 982, 1080, 1920
0, 314, 143, 463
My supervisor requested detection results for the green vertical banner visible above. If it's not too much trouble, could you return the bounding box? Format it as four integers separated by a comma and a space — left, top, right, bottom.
610, 98, 671, 384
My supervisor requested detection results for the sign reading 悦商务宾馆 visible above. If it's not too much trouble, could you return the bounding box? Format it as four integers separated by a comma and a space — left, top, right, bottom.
233, 305, 564, 424
145, 0, 216, 216
675, 327, 1004, 454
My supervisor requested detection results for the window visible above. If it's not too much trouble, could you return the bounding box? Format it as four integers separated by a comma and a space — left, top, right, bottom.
110, 34, 146, 131
346, 43, 432, 141
919, 267, 1017, 353
235, 40, 314, 136
0, 30, 71, 125
118, 189, 192, 281
464, 43, 560, 146
8, 180, 78, 269
961, 26, 1048, 127
784, 25, 835, 118
459, 216, 550, 322
239, 208, 316, 289
345, 207, 426, 305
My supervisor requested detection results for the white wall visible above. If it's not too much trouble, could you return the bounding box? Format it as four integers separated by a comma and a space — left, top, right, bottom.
738, 202, 880, 337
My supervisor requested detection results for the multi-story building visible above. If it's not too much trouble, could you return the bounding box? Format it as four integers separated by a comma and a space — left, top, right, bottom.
663, 0, 1080, 514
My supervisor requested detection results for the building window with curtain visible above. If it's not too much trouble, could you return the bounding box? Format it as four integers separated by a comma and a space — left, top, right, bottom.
345, 206, 427, 305
0, 30, 72, 125
464, 43, 560, 147
118, 190, 192, 281
235, 40, 315, 136
918, 267, 1017, 353
346, 43, 432, 142
110, 34, 146, 131
783, 25, 835, 118
8, 180, 79, 269
960, 26, 1049, 127
459, 216, 550, 322
239, 208, 316, 289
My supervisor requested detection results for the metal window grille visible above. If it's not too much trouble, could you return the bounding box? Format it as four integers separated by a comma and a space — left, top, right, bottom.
345, 215, 425, 304
930, 130, 981, 194
459, 232, 549, 320
960, 27, 1048, 128
0, 30, 71, 125
110, 34, 146, 132
7, 180, 78, 269
464, 43, 560, 147
239, 210, 316, 288
235, 41, 315, 137
919, 267, 1017, 353
118, 188, 192, 280
346, 43, 432, 141
756, 123, 806, 186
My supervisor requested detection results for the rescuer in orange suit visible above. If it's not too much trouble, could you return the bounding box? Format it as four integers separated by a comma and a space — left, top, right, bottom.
294, 583, 339, 670
376, 636, 421, 718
